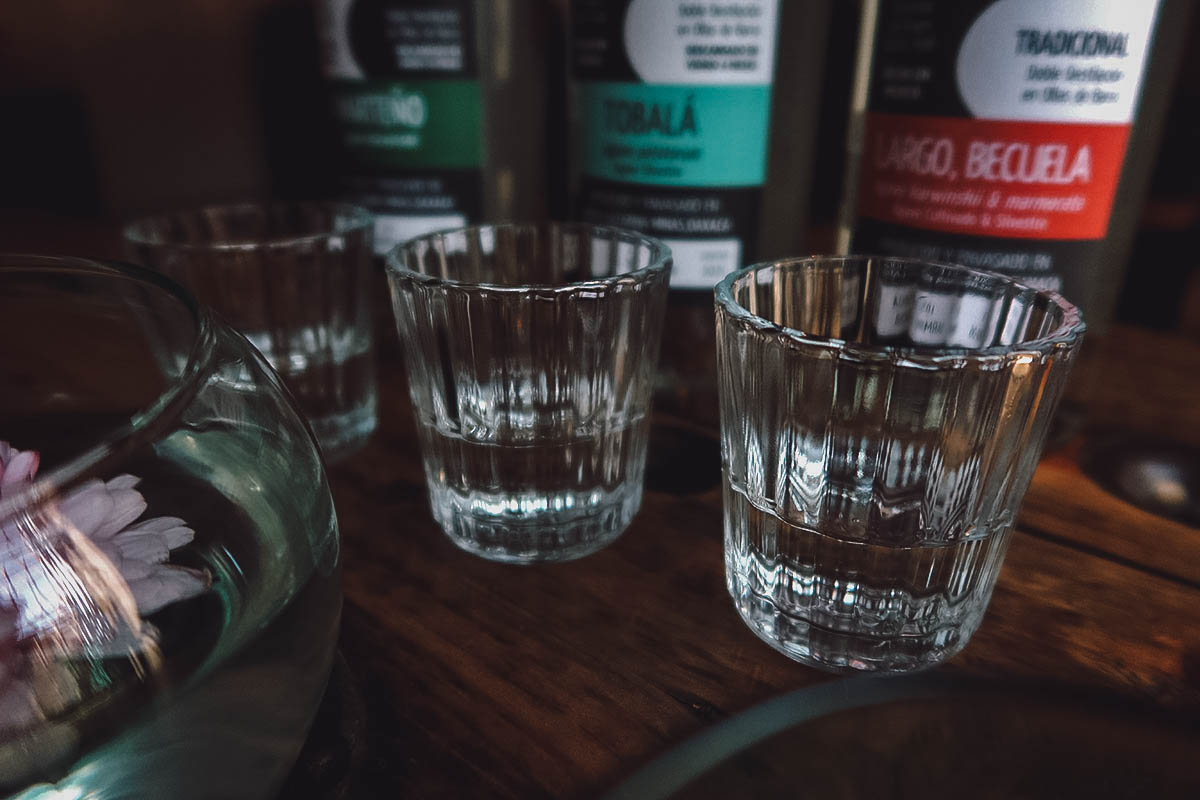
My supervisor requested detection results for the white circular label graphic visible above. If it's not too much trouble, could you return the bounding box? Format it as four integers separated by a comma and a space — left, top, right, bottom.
623, 0, 779, 86
955, 0, 1160, 123
318, 0, 364, 79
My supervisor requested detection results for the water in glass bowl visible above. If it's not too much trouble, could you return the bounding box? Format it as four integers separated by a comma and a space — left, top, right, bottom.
3, 416, 340, 800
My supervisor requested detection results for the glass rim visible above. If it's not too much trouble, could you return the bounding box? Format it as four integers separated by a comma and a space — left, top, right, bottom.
0, 254, 216, 523
715, 254, 1087, 362
385, 221, 672, 293
121, 201, 374, 253
600, 673, 1196, 800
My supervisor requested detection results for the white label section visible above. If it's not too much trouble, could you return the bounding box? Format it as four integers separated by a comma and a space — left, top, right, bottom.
840, 272, 862, 330
374, 214, 467, 255
664, 237, 741, 288
956, 0, 1160, 124
948, 292, 999, 348
873, 283, 915, 338
623, 0, 780, 86
909, 291, 959, 346
318, 0, 363, 80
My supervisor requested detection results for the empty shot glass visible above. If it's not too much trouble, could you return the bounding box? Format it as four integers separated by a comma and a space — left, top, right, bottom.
387, 223, 671, 563
125, 202, 377, 461
715, 256, 1086, 673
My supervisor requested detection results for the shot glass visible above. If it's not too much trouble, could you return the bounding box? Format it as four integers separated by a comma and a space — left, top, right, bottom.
125, 202, 377, 461
387, 223, 671, 563
715, 256, 1085, 673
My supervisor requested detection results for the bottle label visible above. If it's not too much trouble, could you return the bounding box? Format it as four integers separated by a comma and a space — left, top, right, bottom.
851, 0, 1161, 300
318, 0, 483, 254
572, 0, 780, 288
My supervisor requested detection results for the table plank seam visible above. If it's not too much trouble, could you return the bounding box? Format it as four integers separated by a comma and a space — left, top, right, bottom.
1016, 522, 1200, 591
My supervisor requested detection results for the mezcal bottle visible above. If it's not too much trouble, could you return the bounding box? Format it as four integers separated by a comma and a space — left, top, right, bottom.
569, 0, 829, 423
316, 0, 556, 254
838, 0, 1191, 429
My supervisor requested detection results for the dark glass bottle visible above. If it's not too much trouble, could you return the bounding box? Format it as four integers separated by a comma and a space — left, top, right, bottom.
315, 0, 558, 255
568, 0, 830, 425
838, 0, 1192, 431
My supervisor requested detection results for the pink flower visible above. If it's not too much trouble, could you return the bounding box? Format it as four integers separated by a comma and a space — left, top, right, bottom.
54, 476, 210, 616
1, 443, 210, 625
0, 441, 211, 743
0, 442, 38, 491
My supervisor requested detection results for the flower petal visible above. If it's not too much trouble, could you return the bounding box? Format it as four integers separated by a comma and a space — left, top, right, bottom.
0, 451, 38, 491
105, 475, 140, 491
159, 525, 194, 550
57, 481, 113, 537
125, 516, 186, 534
90, 489, 147, 540
112, 531, 170, 565
117, 557, 155, 582
92, 540, 122, 563
92, 541, 154, 581
120, 518, 193, 550
127, 566, 211, 615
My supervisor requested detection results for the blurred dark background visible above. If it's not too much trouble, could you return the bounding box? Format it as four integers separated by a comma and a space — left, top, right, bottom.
0, 0, 1197, 332
0, 0, 333, 216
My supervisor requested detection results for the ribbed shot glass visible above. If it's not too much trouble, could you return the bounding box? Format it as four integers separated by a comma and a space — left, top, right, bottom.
715, 256, 1085, 672
124, 202, 377, 461
387, 223, 671, 563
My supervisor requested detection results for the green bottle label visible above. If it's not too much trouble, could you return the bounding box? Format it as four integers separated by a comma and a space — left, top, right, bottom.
577, 83, 771, 187
571, 0, 781, 288
318, 0, 484, 253
330, 78, 483, 170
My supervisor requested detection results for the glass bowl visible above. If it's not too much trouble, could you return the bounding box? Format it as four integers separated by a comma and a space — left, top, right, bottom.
0, 255, 341, 799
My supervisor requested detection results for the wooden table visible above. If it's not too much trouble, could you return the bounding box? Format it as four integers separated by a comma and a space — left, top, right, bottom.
1, 219, 1194, 796
325, 321, 1200, 799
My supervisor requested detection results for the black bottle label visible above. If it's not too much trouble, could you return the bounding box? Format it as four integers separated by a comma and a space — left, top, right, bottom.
572, 0, 780, 288
318, 0, 484, 253
850, 0, 1161, 304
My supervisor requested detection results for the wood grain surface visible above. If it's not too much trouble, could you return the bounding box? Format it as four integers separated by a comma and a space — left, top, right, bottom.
1020, 325, 1200, 584
325, 319, 1200, 799
2, 222, 1192, 797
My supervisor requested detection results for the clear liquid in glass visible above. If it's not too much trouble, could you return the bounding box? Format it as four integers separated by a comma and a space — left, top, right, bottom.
4, 420, 339, 800
246, 329, 377, 461
417, 418, 649, 563
723, 479, 1012, 673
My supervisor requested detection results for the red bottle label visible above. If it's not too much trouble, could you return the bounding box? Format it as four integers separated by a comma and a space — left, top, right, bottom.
850, 0, 1162, 299
858, 113, 1131, 241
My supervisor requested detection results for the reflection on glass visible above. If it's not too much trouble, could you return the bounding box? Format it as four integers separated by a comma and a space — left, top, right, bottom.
0, 256, 340, 799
